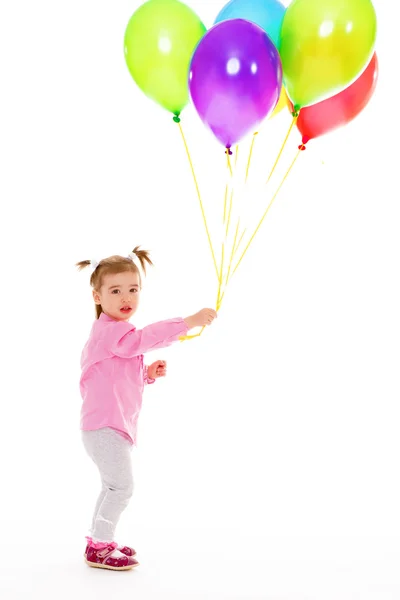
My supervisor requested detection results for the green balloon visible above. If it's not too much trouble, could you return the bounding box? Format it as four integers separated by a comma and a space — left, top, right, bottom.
280, 0, 377, 110
124, 0, 206, 115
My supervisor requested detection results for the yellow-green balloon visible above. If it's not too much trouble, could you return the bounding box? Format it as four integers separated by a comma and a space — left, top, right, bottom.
280, 0, 377, 110
124, 0, 206, 116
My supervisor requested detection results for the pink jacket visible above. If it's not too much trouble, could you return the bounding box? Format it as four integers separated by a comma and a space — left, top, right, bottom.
80, 312, 188, 444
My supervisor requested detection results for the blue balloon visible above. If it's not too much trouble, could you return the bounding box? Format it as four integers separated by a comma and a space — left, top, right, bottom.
214, 0, 286, 49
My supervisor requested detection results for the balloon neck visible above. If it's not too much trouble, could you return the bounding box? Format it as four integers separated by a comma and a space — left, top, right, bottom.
300, 135, 310, 149
225, 147, 233, 156
173, 113, 181, 123
292, 105, 300, 117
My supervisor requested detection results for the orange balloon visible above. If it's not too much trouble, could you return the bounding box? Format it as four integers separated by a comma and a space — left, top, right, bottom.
270, 87, 290, 118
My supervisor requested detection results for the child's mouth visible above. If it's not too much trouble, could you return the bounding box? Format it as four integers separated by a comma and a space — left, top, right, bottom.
120, 307, 132, 313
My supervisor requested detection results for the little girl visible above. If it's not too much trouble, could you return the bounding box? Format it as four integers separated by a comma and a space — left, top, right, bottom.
76, 246, 217, 571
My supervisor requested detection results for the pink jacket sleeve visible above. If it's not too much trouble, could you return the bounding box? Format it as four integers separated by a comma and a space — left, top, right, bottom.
108, 318, 188, 359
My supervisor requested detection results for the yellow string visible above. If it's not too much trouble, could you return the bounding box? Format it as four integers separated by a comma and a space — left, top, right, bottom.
217, 219, 240, 308
245, 132, 258, 182
234, 227, 246, 258
226, 188, 233, 238
216, 242, 225, 311
225, 221, 240, 286
266, 115, 297, 184
231, 148, 301, 280
180, 326, 205, 341
223, 183, 228, 224
179, 146, 238, 341
225, 147, 238, 233
228, 115, 296, 282
217, 151, 233, 310
181, 118, 300, 333
233, 131, 258, 278
180, 150, 234, 341
215, 148, 300, 314
226, 151, 233, 177
216, 145, 239, 311
177, 121, 219, 280
180, 236, 225, 339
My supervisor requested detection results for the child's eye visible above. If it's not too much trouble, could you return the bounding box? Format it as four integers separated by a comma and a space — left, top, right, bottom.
131, 288, 138, 293
112, 289, 120, 294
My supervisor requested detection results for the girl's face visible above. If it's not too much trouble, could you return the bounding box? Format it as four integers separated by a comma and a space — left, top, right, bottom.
93, 270, 141, 321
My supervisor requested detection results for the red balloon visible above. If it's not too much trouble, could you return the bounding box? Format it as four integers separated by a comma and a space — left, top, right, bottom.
294, 53, 378, 146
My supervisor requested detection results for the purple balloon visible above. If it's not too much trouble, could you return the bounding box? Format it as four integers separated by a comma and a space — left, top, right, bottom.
189, 19, 282, 149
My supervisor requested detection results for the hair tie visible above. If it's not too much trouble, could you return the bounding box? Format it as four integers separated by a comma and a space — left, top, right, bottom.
90, 259, 99, 273
127, 252, 137, 264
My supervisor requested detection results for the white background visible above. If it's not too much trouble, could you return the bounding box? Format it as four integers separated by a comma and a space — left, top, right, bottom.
1, 0, 399, 598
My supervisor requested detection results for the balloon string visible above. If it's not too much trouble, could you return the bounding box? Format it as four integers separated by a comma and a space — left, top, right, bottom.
217, 220, 240, 308
177, 121, 219, 280
228, 145, 239, 246
179, 326, 205, 341
216, 241, 225, 311
232, 130, 259, 274
226, 187, 233, 238
217, 150, 236, 310
223, 141, 249, 287
246, 132, 258, 182
181, 242, 224, 339
231, 148, 301, 281
234, 227, 246, 258
229, 145, 238, 174
216, 221, 247, 309
226, 151, 233, 177
217, 189, 233, 312
223, 183, 228, 224
219, 141, 248, 307
217, 145, 241, 309
229, 217, 247, 273
266, 115, 297, 184
234, 115, 297, 260
236, 115, 296, 260
217, 183, 229, 312
180, 148, 237, 341
180, 232, 225, 339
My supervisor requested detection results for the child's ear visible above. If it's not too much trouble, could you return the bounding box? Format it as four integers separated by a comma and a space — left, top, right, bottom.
92, 289, 101, 305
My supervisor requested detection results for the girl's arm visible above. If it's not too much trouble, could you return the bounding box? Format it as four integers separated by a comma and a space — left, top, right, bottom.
109, 318, 188, 358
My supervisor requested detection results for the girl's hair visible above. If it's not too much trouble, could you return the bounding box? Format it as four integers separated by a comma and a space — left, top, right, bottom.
76, 246, 153, 319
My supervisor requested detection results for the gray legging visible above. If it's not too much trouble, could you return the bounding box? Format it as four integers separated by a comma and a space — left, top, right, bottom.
82, 427, 134, 542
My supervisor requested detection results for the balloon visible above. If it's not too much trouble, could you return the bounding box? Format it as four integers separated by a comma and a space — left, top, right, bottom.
124, 0, 206, 116
280, 0, 377, 110
189, 19, 282, 149
295, 53, 378, 145
214, 0, 286, 49
270, 87, 289, 119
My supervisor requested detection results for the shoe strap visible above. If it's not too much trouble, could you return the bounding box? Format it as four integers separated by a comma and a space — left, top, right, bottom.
97, 543, 118, 561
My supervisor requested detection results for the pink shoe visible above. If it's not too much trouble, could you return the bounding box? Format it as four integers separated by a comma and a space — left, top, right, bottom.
85, 540, 139, 571
84, 537, 137, 558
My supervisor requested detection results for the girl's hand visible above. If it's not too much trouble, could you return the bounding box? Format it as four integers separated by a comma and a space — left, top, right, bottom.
148, 360, 167, 379
184, 308, 217, 330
